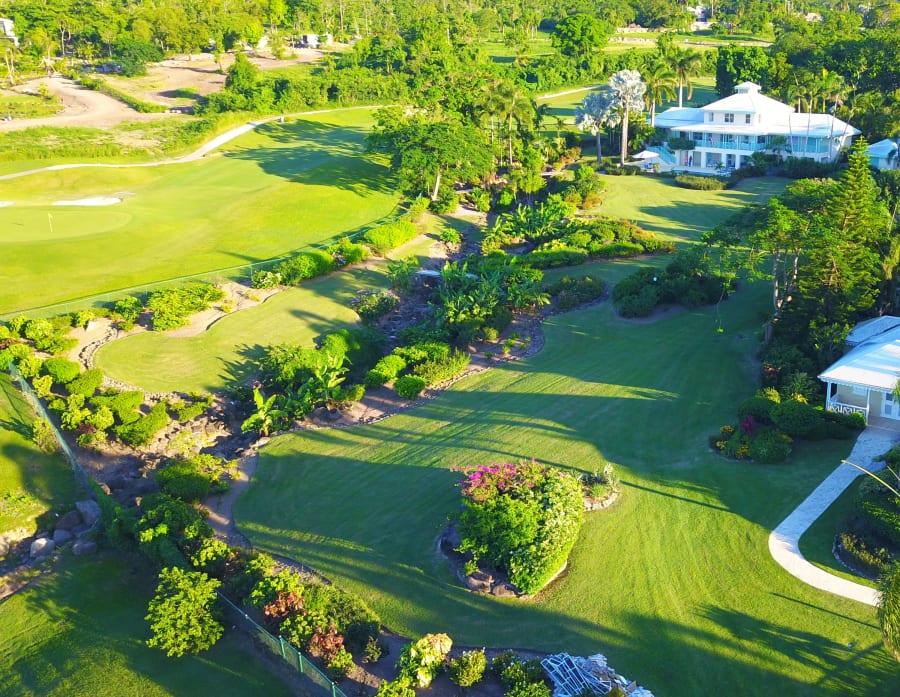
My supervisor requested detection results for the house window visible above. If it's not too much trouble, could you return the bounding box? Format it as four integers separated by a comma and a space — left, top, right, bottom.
745, 114, 751, 124
853, 385, 867, 396
724, 113, 735, 123
707, 113, 714, 122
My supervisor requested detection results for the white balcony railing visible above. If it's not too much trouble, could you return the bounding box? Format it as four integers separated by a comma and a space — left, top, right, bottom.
827, 402, 869, 422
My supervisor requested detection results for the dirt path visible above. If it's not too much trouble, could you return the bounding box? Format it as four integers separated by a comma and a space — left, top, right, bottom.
0, 76, 173, 133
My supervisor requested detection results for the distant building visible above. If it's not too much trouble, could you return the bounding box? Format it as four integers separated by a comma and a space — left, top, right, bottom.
299, 33, 332, 48
0, 17, 18, 47
867, 139, 899, 171
654, 82, 859, 172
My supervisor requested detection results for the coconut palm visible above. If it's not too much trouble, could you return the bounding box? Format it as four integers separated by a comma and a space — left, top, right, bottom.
879, 562, 900, 661
671, 48, 702, 108
641, 60, 676, 127
608, 69, 647, 165
492, 81, 535, 167
575, 90, 618, 163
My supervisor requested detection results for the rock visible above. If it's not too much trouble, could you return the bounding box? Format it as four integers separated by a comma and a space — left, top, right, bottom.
0, 538, 8, 557
72, 540, 97, 556
490, 582, 518, 598
56, 510, 83, 530
30, 537, 55, 558
465, 572, 493, 593
98, 483, 112, 495
76, 499, 102, 527
53, 528, 73, 545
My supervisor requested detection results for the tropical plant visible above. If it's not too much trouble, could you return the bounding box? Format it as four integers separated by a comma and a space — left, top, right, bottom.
672, 48, 703, 108
607, 69, 647, 165
575, 91, 617, 163
397, 633, 453, 688
641, 59, 676, 127
241, 388, 286, 436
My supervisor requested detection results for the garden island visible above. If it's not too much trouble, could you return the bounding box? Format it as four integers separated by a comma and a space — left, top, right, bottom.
1, 2, 899, 696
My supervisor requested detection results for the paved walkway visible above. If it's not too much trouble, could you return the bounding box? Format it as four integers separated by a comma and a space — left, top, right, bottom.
768, 427, 898, 606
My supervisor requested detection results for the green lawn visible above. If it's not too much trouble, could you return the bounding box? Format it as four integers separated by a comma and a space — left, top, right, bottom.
0, 109, 399, 316
0, 554, 294, 696
235, 281, 900, 695
0, 375, 78, 535
95, 263, 393, 393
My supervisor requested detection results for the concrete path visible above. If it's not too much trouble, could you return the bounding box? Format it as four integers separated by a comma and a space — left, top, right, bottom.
768, 427, 897, 606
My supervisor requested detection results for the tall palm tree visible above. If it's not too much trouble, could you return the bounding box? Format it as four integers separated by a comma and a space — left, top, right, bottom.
608, 69, 647, 165
641, 60, 676, 127
672, 48, 702, 108
492, 81, 535, 168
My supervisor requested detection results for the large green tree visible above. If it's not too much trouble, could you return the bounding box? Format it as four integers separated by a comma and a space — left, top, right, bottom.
551, 13, 609, 62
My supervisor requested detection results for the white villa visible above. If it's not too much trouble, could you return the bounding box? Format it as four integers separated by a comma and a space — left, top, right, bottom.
819, 317, 900, 426
654, 82, 859, 173
867, 138, 899, 171
0, 17, 18, 47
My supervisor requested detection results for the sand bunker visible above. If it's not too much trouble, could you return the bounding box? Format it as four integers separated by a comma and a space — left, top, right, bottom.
52, 196, 122, 206
0, 201, 12, 207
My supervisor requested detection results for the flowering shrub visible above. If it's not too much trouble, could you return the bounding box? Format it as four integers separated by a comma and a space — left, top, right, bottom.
398, 633, 453, 688
452, 460, 584, 594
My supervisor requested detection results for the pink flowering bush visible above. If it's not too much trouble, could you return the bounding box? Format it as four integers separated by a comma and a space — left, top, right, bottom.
451, 460, 583, 594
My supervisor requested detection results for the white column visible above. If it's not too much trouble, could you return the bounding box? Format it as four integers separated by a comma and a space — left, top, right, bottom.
825, 381, 833, 410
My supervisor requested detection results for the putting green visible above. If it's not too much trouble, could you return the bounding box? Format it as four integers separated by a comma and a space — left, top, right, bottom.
0, 110, 399, 315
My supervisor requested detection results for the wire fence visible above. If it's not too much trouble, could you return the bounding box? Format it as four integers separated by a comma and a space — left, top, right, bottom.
217, 592, 350, 697
8, 363, 93, 494
0, 207, 405, 322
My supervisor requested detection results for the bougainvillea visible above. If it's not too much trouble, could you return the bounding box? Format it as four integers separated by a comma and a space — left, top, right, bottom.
452, 460, 584, 594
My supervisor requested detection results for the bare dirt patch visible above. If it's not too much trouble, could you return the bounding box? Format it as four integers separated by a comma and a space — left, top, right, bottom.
0, 76, 173, 133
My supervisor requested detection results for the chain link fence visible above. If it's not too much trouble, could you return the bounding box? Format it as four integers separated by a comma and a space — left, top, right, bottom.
8, 363, 93, 494
218, 592, 350, 697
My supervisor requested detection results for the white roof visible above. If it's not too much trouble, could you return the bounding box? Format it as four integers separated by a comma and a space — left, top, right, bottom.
868, 138, 898, 158
846, 316, 900, 347
819, 325, 900, 391
700, 83, 793, 117
655, 108, 859, 138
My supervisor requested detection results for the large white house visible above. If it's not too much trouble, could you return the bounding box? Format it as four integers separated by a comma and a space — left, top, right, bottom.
0, 17, 18, 47
654, 82, 859, 173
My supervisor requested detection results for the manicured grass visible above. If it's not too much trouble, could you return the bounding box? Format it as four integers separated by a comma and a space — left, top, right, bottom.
0, 109, 399, 315
236, 280, 900, 696
599, 175, 788, 241
0, 375, 78, 535
0, 93, 61, 119
799, 477, 880, 588
95, 263, 393, 393
0, 553, 294, 696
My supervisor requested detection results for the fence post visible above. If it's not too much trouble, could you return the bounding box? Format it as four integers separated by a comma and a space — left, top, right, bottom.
279, 636, 287, 661
296, 647, 304, 674
332, 682, 337, 697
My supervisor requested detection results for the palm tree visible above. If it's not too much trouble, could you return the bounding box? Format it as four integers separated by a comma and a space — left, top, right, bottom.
672, 48, 702, 108
608, 69, 647, 166
575, 90, 617, 162
492, 81, 535, 168
879, 562, 900, 661
641, 60, 676, 127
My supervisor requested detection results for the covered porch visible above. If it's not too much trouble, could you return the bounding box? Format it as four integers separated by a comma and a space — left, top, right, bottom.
822, 381, 900, 428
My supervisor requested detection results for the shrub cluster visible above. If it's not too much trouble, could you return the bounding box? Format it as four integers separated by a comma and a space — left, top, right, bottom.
350, 289, 399, 324
712, 390, 864, 464
453, 460, 584, 594
613, 251, 730, 318
492, 651, 550, 697
147, 284, 225, 331
115, 402, 169, 446
545, 275, 606, 310
674, 174, 727, 190
362, 219, 418, 255
364, 341, 469, 398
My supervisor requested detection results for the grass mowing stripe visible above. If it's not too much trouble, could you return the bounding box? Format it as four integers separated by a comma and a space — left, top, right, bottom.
236, 278, 900, 696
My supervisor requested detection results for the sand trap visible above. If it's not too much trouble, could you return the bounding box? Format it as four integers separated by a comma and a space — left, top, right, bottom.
0, 201, 12, 207
52, 196, 122, 206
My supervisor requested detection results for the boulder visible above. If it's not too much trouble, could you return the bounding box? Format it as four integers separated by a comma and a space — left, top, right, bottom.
72, 540, 97, 556
465, 571, 493, 593
490, 582, 518, 598
30, 537, 55, 558
56, 510, 83, 530
0, 538, 8, 557
75, 499, 102, 527
53, 528, 73, 545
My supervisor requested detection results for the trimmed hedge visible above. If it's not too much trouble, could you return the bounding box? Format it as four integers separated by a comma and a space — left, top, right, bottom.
363, 219, 418, 255
395, 375, 426, 399
43, 357, 81, 384
365, 354, 408, 387
674, 174, 727, 190
115, 402, 169, 446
